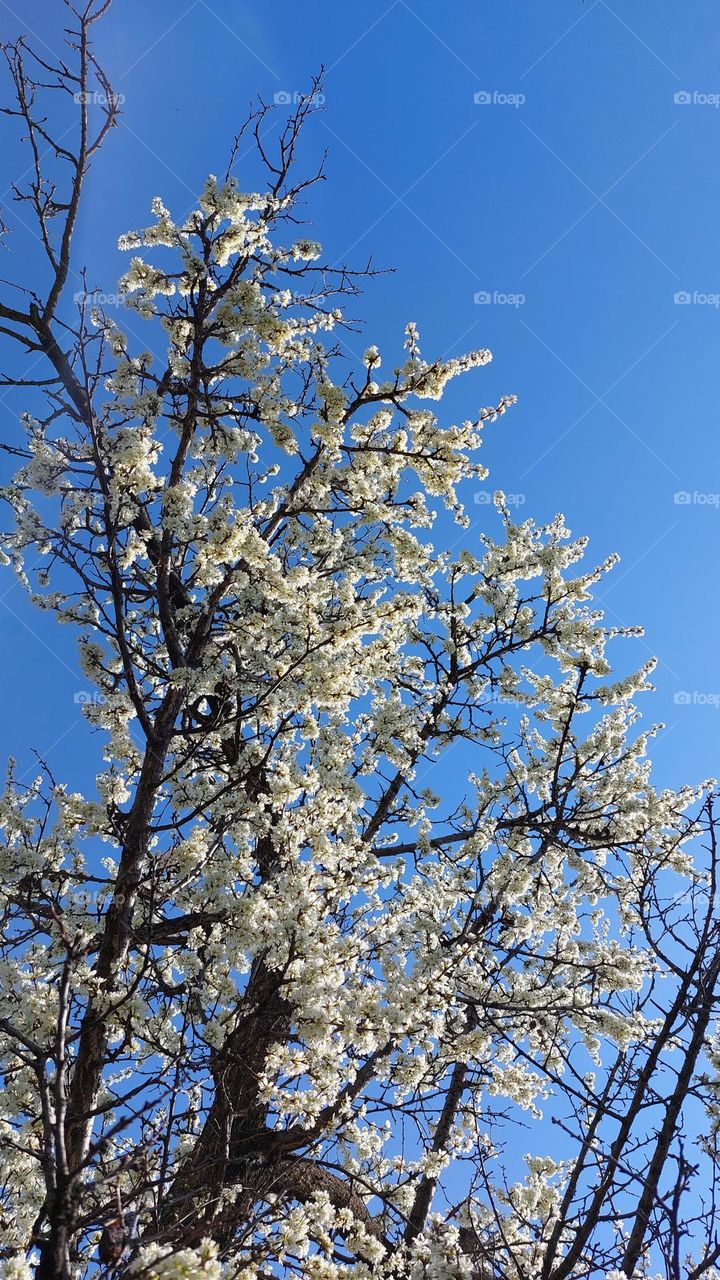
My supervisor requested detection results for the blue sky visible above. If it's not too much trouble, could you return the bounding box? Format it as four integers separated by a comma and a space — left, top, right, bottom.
0, 0, 718, 799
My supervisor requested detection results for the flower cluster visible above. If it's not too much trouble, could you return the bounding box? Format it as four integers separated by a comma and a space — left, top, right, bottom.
0, 165, 711, 1280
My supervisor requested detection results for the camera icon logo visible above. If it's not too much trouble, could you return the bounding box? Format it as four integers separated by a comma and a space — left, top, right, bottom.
674, 90, 692, 105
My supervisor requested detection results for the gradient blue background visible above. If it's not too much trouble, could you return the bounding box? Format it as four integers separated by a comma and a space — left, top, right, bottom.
0, 0, 718, 801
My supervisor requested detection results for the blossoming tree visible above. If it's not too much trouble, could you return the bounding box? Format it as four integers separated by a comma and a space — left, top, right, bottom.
0, 6, 719, 1280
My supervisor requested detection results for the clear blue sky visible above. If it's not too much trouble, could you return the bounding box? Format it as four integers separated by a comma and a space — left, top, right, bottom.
0, 0, 718, 799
